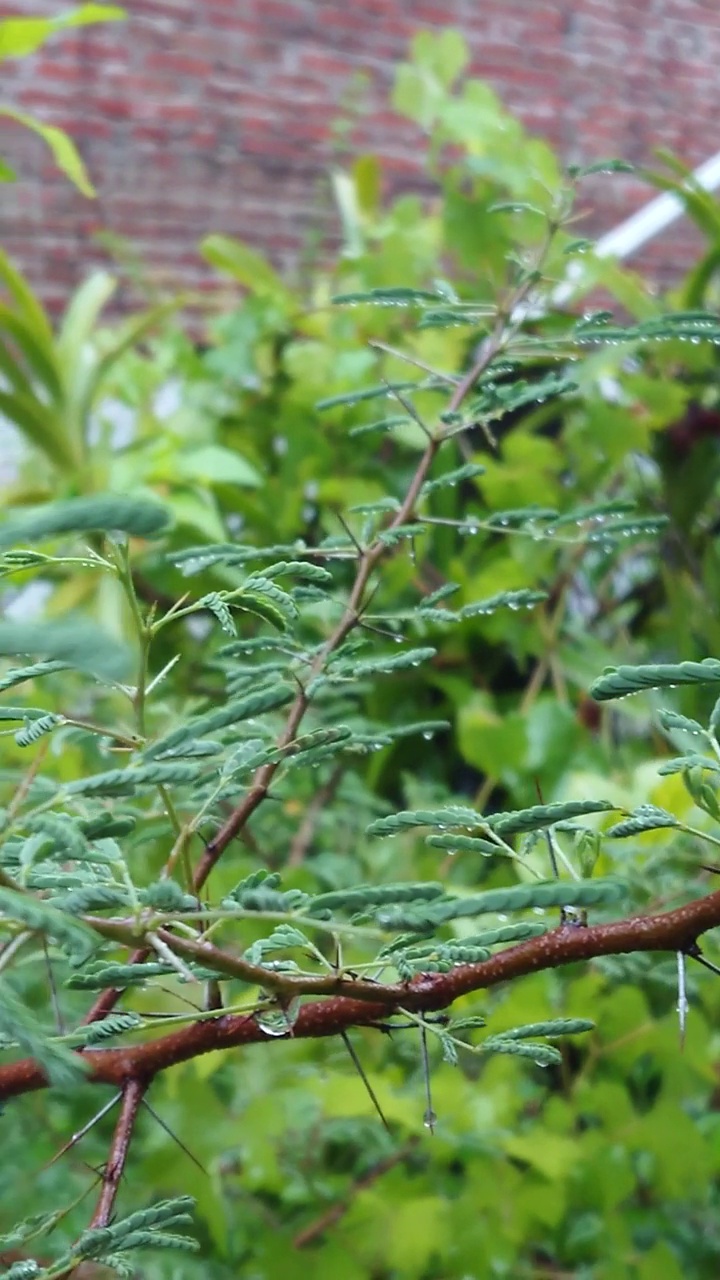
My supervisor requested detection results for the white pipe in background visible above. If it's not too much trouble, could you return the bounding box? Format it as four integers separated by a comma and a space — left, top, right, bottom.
552, 148, 720, 306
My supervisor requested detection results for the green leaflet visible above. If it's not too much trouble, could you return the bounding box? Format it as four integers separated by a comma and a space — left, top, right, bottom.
0, 493, 171, 548
585, 516, 669, 544
548, 499, 636, 528
0, 886, 96, 964
316, 379, 436, 410
460, 589, 548, 618
170, 542, 306, 573
66, 761, 205, 795
15, 712, 62, 746
470, 373, 578, 420
657, 709, 706, 737
366, 806, 483, 837
450, 922, 547, 947
331, 286, 443, 305
51, 885, 131, 914
200, 592, 237, 636
244, 925, 313, 965
377, 523, 430, 547
488, 799, 616, 835
426, 833, 504, 856
143, 685, 294, 760
234, 577, 299, 631
66, 1012, 142, 1046
141, 881, 198, 911
480, 1039, 562, 1067
657, 754, 720, 776
307, 881, 445, 916
606, 805, 679, 838
0, 705, 52, 721
79, 812, 136, 840
569, 158, 636, 177
420, 462, 486, 495
255, 560, 334, 584
0, 619, 132, 681
0, 978, 87, 1086
485, 506, 559, 529
423, 583, 460, 607
488, 1018, 595, 1041
74, 1197, 197, 1260
591, 659, 720, 702
331, 646, 436, 678
350, 415, 411, 438
376, 878, 625, 929
0, 658, 69, 691
66, 961, 183, 990
369, 800, 614, 840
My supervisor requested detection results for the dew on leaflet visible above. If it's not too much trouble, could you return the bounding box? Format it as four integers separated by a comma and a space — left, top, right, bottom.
533, 907, 546, 915
422, 731, 433, 740
496, 914, 508, 923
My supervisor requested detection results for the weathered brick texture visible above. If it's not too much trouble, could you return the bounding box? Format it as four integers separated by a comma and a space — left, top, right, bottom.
1, 0, 719, 309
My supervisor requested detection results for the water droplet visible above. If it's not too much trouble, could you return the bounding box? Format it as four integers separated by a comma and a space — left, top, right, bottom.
255, 1012, 290, 1037
423, 1108, 437, 1131
422, 731, 433, 740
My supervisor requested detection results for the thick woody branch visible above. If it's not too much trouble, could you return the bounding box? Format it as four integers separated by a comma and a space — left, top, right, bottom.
3, 889, 720, 1103
90, 1077, 147, 1227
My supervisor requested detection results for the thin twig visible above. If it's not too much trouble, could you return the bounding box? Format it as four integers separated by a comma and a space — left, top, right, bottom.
293, 1138, 419, 1248
288, 764, 345, 866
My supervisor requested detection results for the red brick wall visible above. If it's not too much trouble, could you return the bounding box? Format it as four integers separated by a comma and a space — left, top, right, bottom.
2, 0, 719, 310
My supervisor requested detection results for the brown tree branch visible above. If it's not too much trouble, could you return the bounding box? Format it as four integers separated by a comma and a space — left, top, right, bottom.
3, 889, 720, 1103
90, 1077, 147, 1227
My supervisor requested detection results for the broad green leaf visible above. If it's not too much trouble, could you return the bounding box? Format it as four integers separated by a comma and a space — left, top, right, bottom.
0, 618, 132, 680
174, 445, 262, 488
0, 493, 171, 547
57, 270, 117, 365
0, 247, 53, 343
201, 235, 294, 308
0, 108, 95, 196
0, 387, 76, 471
0, 303, 62, 396
0, 6, 124, 60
